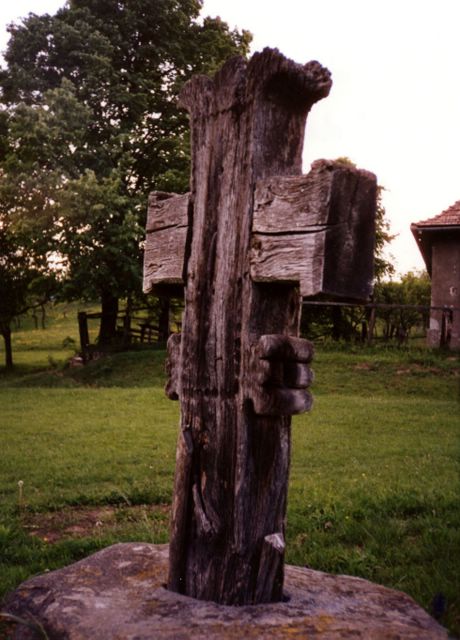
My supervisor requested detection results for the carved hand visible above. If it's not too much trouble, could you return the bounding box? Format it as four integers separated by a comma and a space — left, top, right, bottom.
250, 334, 314, 416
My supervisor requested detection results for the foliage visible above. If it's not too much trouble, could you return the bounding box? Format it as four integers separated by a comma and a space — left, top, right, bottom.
373, 186, 396, 282
301, 270, 431, 343
0, 81, 88, 365
373, 269, 431, 339
0, 202, 58, 368
0, 0, 251, 342
57, 170, 143, 301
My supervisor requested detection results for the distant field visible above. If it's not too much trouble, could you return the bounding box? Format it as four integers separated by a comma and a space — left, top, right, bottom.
0, 304, 459, 635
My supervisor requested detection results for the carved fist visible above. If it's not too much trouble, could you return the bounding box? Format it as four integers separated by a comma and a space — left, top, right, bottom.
250, 334, 314, 416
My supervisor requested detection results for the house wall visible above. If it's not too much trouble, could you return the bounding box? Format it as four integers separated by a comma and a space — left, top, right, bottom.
428, 239, 460, 348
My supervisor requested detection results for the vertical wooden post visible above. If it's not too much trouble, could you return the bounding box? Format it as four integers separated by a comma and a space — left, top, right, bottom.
143, 48, 377, 606
167, 51, 325, 605
367, 306, 377, 345
158, 297, 170, 343
78, 312, 90, 363
1, 324, 13, 369
122, 312, 131, 346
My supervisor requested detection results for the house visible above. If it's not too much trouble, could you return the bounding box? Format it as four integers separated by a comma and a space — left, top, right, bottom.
411, 202, 460, 349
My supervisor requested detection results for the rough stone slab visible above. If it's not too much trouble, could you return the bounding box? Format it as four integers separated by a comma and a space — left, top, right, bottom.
2, 543, 447, 639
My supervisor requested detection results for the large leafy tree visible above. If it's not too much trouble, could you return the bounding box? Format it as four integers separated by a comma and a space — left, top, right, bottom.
0, 1, 251, 343
0, 213, 56, 369
0, 91, 68, 368
0, 225, 34, 369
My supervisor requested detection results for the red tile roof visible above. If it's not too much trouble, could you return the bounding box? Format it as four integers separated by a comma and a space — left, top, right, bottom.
413, 200, 460, 227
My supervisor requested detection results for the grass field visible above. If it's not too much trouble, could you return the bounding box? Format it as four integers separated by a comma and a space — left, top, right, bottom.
0, 304, 459, 635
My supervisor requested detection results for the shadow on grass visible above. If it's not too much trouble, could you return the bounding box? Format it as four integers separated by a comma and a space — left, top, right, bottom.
0, 348, 168, 389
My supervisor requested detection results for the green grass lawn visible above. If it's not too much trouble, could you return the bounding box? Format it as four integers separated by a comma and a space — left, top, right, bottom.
1, 305, 459, 635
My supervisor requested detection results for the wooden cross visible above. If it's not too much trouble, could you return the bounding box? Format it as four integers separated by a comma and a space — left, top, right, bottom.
143, 48, 377, 606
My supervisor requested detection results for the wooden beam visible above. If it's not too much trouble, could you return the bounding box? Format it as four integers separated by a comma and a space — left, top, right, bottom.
144, 48, 377, 607
250, 160, 377, 300
166, 49, 333, 606
143, 191, 189, 294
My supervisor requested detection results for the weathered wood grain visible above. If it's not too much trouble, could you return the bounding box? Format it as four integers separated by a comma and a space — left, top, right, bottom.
251, 386, 313, 416
252, 359, 313, 388
165, 333, 181, 400
143, 160, 377, 300
146, 191, 189, 232
143, 192, 189, 294
251, 161, 377, 299
249, 335, 314, 416
257, 334, 315, 363
142, 48, 375, 606
167, 49, 333, 605
250, 231, 326, 296
255, 533, 285, 603
253, 159, 372, 231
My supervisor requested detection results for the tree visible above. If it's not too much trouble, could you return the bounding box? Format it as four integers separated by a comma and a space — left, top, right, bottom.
58, 168, 143, 343
373, 185, 396, 283
0, 229, 30, 369
373, 270, 431, 341
0, 1, 251, 343
0, 213, 57, 369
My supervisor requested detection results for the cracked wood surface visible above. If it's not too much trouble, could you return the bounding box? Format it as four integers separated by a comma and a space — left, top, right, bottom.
250, 160, 377, 298
165, 49, 331, 605
143, 192, 189, 292
144, 160, 376, 299
142, 48, 376, 606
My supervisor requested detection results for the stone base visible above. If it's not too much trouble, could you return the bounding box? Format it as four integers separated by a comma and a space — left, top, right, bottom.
2, 543, 447, 639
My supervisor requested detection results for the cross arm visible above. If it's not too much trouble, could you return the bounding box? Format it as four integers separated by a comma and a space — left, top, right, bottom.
143, 160, 377, 302
250, 159, 377, 300
142, 191, 190, 297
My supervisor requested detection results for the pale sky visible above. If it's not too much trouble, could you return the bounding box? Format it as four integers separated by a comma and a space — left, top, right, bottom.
2, 0, 460, 275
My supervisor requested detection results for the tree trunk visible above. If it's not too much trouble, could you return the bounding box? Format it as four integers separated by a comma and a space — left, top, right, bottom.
158, 298, 170, 342
367, 306, 377, 345
122, 297, 133, 347
78, 312, 90, 362
98, 293, 119, 346
332, 306, 343, 340
1, 324, 13, 370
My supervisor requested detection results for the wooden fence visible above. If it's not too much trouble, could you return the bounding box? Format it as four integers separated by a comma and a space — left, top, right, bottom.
77, 301, 458, 362
78, 308, 165, 362
301, 300, 459, 346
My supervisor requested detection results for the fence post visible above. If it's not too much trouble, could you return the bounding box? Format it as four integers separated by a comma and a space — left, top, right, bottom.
367, 306, 377, 345
78, 312, 90, 363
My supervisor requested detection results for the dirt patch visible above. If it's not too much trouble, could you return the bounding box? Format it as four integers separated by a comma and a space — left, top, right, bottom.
22, 504, 170, 544
354, 362, 375, 371
353, 361, 460, 379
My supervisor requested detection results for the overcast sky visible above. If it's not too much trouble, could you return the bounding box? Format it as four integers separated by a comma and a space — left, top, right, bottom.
2, 0, 459, 275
